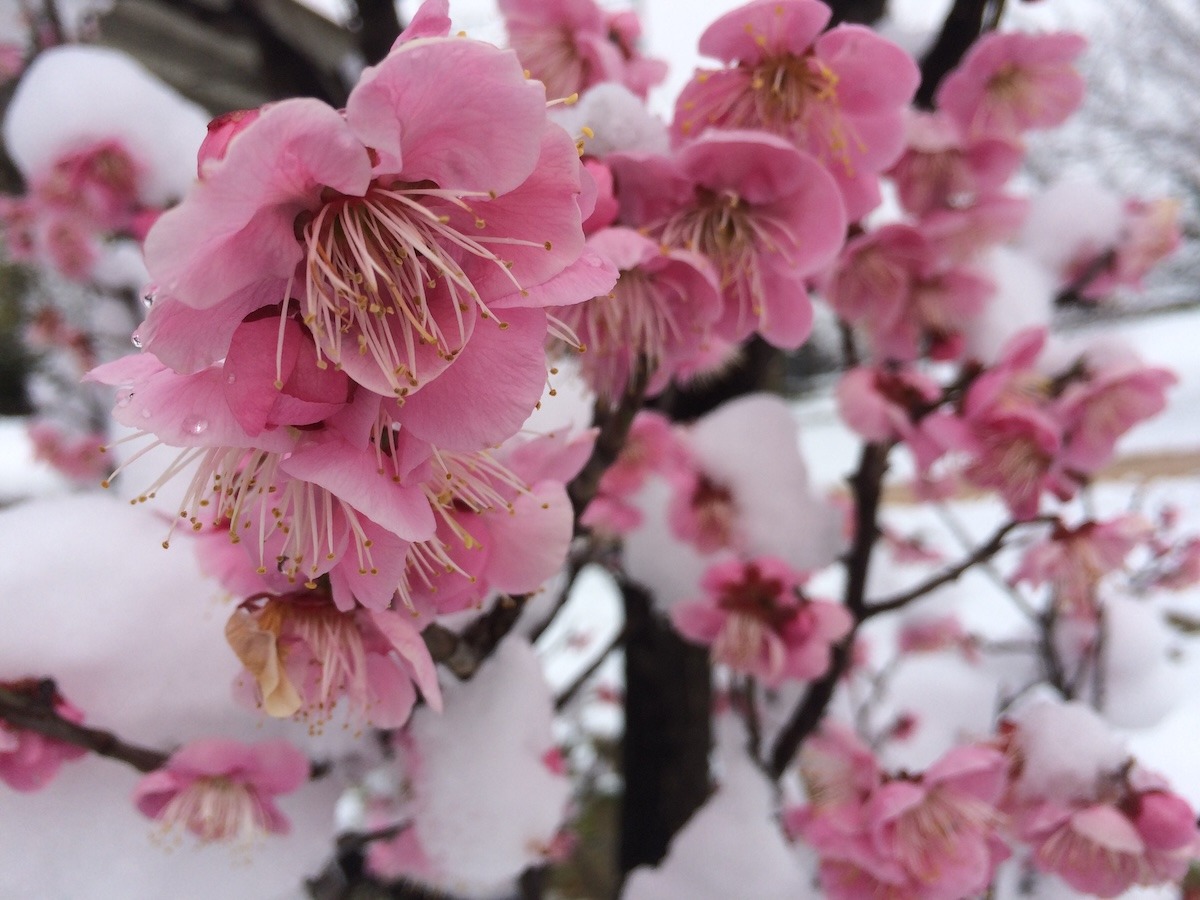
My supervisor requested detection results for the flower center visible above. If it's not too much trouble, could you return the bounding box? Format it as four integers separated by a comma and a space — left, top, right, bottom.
159, 775, 270, 844
300, 182, 524, 396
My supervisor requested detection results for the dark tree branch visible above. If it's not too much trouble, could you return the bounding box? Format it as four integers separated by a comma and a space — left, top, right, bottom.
915, 0, 1004, 109
863, 517, 1050, 618
768, 441, 890, 779
354, 0, 403, 65
0, 679, 167, 773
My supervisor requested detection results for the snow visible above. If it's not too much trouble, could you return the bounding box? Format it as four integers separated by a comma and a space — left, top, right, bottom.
401, 636, 570, 897
3, 45, 208, 206
623, 718, 812, 899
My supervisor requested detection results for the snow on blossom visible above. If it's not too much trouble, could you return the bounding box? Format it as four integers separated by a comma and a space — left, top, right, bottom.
3, 44, 207, 208
133, 737, 309, 843
0, 494, 346, 897
671, 557, 851, 686
962, 245, 1055, 365
0, 681, 86, 792
368, 637, 570, 896
674, 0, 919, 221
623, 717, 811, 899
622, 393, 845, 609
550, 81, 670, 158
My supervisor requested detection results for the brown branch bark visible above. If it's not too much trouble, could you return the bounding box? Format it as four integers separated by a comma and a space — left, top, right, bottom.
768, 440, 890, 779
0, 680, 168, 773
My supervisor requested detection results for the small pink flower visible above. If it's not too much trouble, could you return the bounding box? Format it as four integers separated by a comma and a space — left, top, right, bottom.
582, 410, 687, 534
552, 226, 722, 399
26, 420, 108, 483
1053, 350, 1176, 475
888, 110, 1024, 217
835, 366, 960, 473
133, 738, 309, 843
499, 0, 666, 100
826, 224, 994, 362
674, 0, 919, 220
225, 590, 441, 729
0, 681, 86, 792
612, 130, 846, 348
671, 557, 852, 686
1013, 516, 1149, 616
935, 30, 1087, 141
1019, 794, 1200, 897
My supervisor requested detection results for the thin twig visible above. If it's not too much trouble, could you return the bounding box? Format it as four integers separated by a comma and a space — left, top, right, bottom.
864, 518, 1047, 619
768, 441, 891, 779
0, 680, 167, 773
555, 627, 625, 711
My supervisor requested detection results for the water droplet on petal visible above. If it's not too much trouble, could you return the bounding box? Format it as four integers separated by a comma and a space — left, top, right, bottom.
131, 333, 143, 348
141, 408, 152, 419
226, 373, 236, 385
141, 287, 158, 308
183, 415, 208, 435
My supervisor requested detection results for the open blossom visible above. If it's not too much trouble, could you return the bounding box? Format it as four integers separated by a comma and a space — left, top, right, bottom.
1013, 515, 1149, 616
225, 589, 441, 729
673, 0, 919, 220
670, 557, 851, 686
144, 23, 615, 399
582, 410, 688, 534
790, 729, 1010, 900
1051, 342, 1176, 474
825, 223, 994, 362
552, 227, 722, 399
1016, 786, 1200, 897
888, 110, 1024, 217
612, 130, 845, 348
0, 681, 86, 792
498, 0, 666, 100
935, 30, 1087, 141
132, 738, 309, 843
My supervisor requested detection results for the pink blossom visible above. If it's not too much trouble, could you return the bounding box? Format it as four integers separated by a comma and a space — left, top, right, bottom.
0, 681, 86, 792
133, 738, 309, 843
670, 557, 852, 686
794, 738, 1011, 900
835, 366, 960, 472
888, 110, 1024, 216
552, 227, 722, 399
145, 34, 615, 399
935, 30, 1087, 141
498, 0, 666, 100
1019, 791, 1200, 897
1013, 516, 1149, 616
224, 589, 441, 729
399, 428, 594, 618
612, 130, 845, 348
1079, 198, 1182, 299
25, 420, 108, 483
674, 0, 919, 220
582, 410, 688, 534
1052, 350, 1176, 474
826, 224, 994, 362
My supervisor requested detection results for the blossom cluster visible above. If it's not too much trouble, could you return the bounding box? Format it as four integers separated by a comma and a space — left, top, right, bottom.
88, 0, 614, 731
